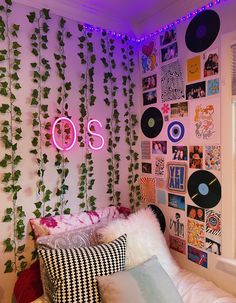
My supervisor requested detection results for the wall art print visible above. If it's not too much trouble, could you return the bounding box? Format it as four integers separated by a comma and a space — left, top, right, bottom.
142, 162, 152, 174
161, 60, 184, 102
188, 245, 208, 268
140, 40, 158, 73
189, 146, 203, 169
205, 237, 221, 255
161, 42, 178, 63
168, 193, 185, 211
205, 145, 221, 171
187, 55, 201, 83
170, 101, 188, 118
167, 162, 187, 193
172, 146, 188, 161
186, 81, 206, 100
187, 205, 205, 222
156, 178, 167, 189
155, 156, 165, 177
160, 27, 177, 47
203, 49, 219, 78
194, 104, 215, 140
157, 190, 166, 204
152, 141, 167, 155
187, 219, 205, 249
207, 78, 219, 96
143, 90, 157, 106
169, 235, 186, 254
206, 210, 221, 237
142, 74, 157, 91
140, 177, 156, 205
141, 141, 151, 160
170, 212, 185, 238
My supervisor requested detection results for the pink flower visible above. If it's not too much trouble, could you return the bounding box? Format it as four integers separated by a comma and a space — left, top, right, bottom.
40, 217, 57, 228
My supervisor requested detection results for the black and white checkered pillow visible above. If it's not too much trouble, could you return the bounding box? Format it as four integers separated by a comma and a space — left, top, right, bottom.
38, 234, 127, 303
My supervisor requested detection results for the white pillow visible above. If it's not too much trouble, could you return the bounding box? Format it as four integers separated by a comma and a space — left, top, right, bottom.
97, 208, 179, 277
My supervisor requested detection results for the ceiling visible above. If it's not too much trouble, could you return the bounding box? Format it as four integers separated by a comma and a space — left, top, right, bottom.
75, 0, 178, 24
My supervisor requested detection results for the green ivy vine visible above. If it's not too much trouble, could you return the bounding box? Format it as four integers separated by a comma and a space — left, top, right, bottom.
27, 8, 52, 218
121, 38, 141, 211
77, 24, 96, 211
100, 32, 121, 204
0, 0, 26, 274
53, 17, 72, 215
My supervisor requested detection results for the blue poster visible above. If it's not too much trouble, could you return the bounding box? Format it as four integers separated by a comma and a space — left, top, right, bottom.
167, 162, 187, 193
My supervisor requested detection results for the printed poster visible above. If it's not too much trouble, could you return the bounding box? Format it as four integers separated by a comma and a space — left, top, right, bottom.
187, 219, 205, 249
187, 55, 201, 83
140, 40, 158, 73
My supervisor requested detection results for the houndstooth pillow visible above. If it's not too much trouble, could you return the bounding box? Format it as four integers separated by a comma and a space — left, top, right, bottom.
38, 234, 127, 303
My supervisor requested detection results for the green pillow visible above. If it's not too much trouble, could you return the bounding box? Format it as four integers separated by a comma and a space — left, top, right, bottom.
97, 256, 183, 303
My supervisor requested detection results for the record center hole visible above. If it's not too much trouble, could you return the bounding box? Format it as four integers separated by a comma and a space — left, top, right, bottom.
148, 118, 155, 128
196, 25, 207, 39
198, 183, 209, 196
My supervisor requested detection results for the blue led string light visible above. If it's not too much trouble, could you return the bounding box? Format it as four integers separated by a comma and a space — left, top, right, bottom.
80, 0, 225, 43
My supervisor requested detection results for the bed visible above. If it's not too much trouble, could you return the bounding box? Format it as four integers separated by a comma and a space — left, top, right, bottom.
14, 206, 236, 303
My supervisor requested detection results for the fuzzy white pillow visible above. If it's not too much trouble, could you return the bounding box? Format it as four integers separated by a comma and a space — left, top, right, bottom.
97, 208, 179, 278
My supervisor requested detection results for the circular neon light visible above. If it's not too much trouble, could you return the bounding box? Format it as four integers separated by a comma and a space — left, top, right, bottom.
52, 117, 76, 151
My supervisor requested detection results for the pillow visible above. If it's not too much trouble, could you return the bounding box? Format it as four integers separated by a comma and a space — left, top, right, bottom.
30, 205, 130, 238
97, 208, 179, 277
97, 256, 183, 303
37, 220, 109, 303
38, 234, 127, 303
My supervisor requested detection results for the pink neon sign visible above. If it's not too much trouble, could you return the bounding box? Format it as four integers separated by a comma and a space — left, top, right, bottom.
52, 117, 104, 151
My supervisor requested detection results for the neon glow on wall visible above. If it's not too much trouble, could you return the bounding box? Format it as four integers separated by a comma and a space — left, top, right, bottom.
52, 117, 105, 151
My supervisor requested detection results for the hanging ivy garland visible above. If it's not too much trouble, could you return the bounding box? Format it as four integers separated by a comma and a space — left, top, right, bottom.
53, 17, 72, 215
77, 24, 96, 211
100, 32, 121, 204
121, 38, 141, 211
0, 0, 27, 274
27, 8, 52, 218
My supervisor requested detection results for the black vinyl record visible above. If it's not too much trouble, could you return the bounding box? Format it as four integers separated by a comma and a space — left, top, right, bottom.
185, 10, 220, 53
148, 204, 166, 233
141, 107, 163, 138
187, 170, 221, 209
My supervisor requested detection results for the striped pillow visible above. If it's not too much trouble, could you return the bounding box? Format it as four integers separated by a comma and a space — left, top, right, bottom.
38, 234, 127, 303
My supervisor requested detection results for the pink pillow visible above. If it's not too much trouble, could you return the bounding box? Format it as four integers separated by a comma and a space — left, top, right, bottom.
30, 206, 131, 238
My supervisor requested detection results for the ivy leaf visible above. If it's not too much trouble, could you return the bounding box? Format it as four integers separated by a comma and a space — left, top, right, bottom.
27, 12, 36, 23
4, 238, 13, 252
2, 172, 11, 183
0, 103, 9, 113
13, 155, 22, 165
43, 87, 51, 98
64, 82, 71, 91
12, 41, 21, 49
15, 83, 21, 89
0, 88, 7, 97
79, 36, 85, 43
4, 260, 13, 273
42, 22, 49, 33
42, 8, 51, 20
66, 32, 72, 38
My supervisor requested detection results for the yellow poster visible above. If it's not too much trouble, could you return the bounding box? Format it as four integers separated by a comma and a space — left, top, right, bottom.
187, 55, 201, 83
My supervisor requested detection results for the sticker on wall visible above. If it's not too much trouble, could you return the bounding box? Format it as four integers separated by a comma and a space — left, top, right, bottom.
205, 145, 221, 171
140, 40, 158, 73
207, 78, 219, 96
167, 121, 185, 143
156, 178, 167, 189
194, 104, 215, 140
152, 141, 167, 155
187, 205, 205, 222
141, 141, 151, 160
168, 193, 185, 211
161, 103, 170, 115
170, 212, 185, 238
186, 81, 206, 100
187, 55, 201, 83
157, 190, 166, 204
143, 90, 157, 106
206, 209, 221, 237
205, 237, 221, 255
203, 49, 219, 77
187, 170, 221, 209
167, 162, 187, 193
140, 177, 156, 205
161, 60, 184, 102
160, 27, 177, 47
155, 156, 165, 177
161, 42, 178, 63
141, 107, 163, 138
185, 10, 220, 53
142, 162, 152, 174
164, 115, 169, 122
148, 204, 166, 233
169, 235, 186, 254
187, 219, 205, 249
188, 246, 208, 268
142, 74, 157, 91
170, 102, 188, 118
189, 146, 203, 169
172, 146, 188, 161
